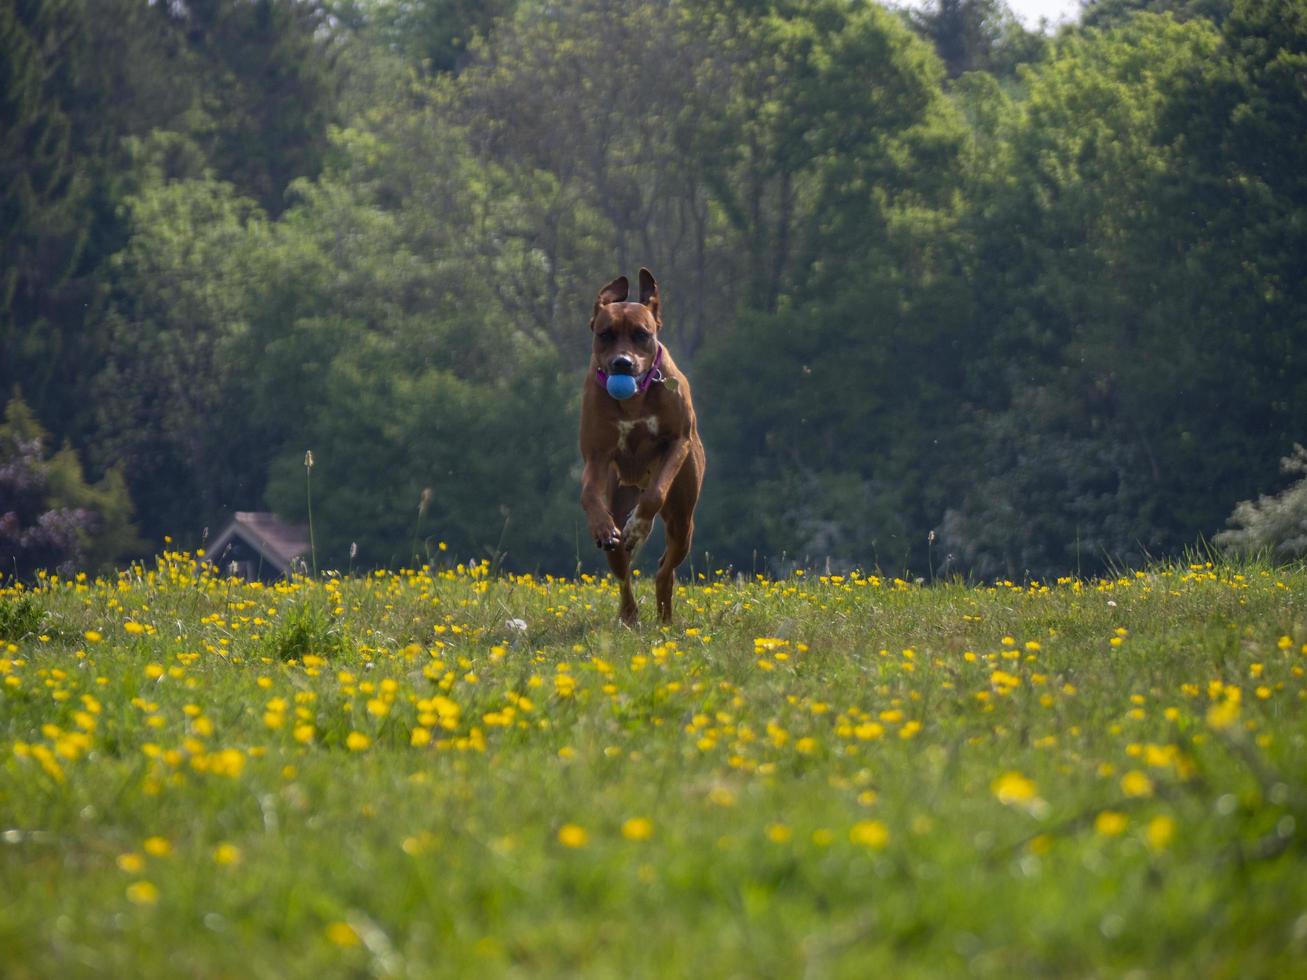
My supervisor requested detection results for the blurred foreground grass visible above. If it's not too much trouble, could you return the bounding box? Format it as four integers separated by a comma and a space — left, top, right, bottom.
2, 556, 1305, 977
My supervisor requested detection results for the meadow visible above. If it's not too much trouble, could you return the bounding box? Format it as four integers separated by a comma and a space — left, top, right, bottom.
2, 553, 1305, 977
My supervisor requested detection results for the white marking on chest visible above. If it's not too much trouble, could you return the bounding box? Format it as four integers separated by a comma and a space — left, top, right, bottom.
615, 416, 659, 453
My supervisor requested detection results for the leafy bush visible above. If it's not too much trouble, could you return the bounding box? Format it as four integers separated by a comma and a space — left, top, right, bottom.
0, 594, 44, 641
0, 393, 144, 580
261, 599, 349, 662
1216, 444, 1307, 562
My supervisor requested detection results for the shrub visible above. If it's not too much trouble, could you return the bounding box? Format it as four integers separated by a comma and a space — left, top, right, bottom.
0, 594, 44, 641
1216, 444, 1307, 561
0, 392, 144, 581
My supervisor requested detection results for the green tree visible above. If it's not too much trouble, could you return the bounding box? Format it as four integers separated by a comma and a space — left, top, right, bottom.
1080, 0, 1232, 30
334, 0, 520, 73
939, 13, 1297, 577
240, 89, 580, 569
450, 0, 741, 361
1, 0, 91, 421
90, 135, 271, 545
692, 0, 972, 570
907, 0, 1048, 79
150, 0, 347, 213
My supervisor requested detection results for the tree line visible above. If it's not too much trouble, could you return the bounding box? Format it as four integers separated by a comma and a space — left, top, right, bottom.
2, 0, 1304, 581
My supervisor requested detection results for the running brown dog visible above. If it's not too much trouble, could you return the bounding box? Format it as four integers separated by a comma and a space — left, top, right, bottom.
579, 268, 705, 625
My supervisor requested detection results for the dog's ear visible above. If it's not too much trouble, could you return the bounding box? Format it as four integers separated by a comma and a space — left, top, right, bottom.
591, 275, 629, 328
593, 277, 632, 330
596, 276, 628, 307
638, 268, 660, 323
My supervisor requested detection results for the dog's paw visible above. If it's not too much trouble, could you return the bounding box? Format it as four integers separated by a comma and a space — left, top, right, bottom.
593, 524, 622, 551
621, 514, 652, 554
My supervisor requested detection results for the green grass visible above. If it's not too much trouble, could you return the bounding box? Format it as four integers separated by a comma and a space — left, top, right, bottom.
2, 556, 1306, 977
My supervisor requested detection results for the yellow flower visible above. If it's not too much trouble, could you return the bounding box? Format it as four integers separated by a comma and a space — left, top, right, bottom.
125, 881, 159, 906
1094, 811, 1128, 836
557, 824, 588, 848
213, 842, 242, 865
1206, 699, 1240, 731
1120, 770, 1154, 798
1146, 815, 1176, 852
345, 731, 370, 751
117, 852, 145, 873
325, 921, 362, 947
849, 820, 890, 850
621, 817, 654, 841
124, 622, 147, 636
143, 836, 172, 857
84, 630, 103, 644
708, 787, 737, 807
766, 823, 793, 844
992, 771, 1037, 805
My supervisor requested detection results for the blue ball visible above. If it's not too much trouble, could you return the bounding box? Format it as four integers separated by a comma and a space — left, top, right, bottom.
606, 374, 639, 400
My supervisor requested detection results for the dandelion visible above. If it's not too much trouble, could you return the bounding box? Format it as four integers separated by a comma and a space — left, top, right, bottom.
143, 836, 172, 857
766, 823, 793, 844
708, 787, 737, 807
1095, 811, 1129, 837
849, 820, 890, 849
325, 921, 362, 947
117, 852, 145, 873
1146, 815, 1176, 852
125, 881, 159, 906
854, 721, 884, 740
992, 771, 1037, 805
213, 842, 242, 865
1120, 770, 1154, 798
621, 818, 654, 841
84, 630, 102, 644
346, 731, 370, 751
1206, 699, 1241, 731
557, 824, 588, 848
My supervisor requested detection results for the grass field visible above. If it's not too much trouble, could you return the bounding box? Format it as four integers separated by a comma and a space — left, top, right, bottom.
2, 554, 1306, 977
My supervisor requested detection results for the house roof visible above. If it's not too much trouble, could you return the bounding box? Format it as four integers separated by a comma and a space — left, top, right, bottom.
204, 512, 310, 575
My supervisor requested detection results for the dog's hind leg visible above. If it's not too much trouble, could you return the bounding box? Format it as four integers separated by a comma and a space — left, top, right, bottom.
656, 515, 693, 624
608, 483, 641, 625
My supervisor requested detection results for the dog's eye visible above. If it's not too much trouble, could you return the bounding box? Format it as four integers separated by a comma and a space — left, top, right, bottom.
632, 329, 652, 343
598, 329, 616, 343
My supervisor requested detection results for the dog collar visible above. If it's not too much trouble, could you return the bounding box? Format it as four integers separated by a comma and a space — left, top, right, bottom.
595, 343, 664, 395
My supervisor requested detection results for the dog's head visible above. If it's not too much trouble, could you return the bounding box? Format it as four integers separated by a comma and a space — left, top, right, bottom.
589, 268, 661, 378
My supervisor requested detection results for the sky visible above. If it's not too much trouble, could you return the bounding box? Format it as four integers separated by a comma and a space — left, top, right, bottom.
897, 0, 1084, 29
1004, 0, 1083, 26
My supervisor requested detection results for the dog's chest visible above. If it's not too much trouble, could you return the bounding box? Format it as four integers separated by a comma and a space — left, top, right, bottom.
614, 415, 659, 453
613, 415, 662, 487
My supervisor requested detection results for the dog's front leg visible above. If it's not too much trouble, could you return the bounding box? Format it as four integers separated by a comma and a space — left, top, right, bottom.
581, 453, 622, 551
623, 437, 691, 554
